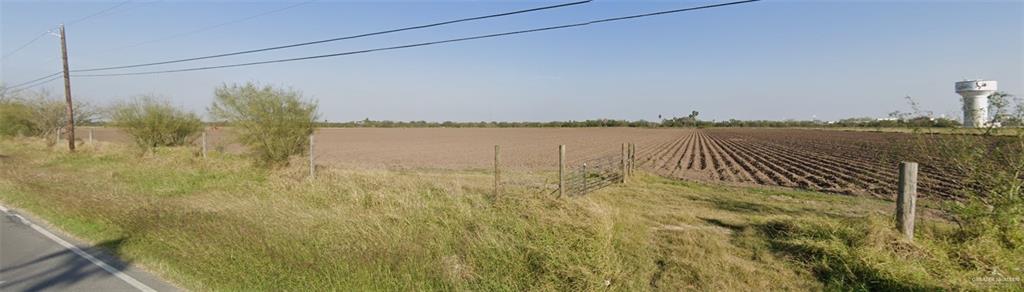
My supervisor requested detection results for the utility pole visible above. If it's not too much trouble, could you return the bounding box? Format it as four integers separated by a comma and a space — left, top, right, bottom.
59, 24, 75, 152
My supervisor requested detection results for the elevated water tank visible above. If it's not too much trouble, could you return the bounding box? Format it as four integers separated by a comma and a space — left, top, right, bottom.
955, 80, 997, 128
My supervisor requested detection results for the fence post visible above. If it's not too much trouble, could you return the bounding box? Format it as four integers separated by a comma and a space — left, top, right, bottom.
621, 143, 627, 183
494, 145, 501, 197
309, 134, 315, 179
88, 128, 93, 144
629, 143, 636, 176
559, 145, 566, 198
896, 161, 918, 240
582, 163, 588, 196
201, 131, 208, 159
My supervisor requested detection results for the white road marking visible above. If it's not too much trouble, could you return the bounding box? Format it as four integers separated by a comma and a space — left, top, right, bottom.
1, 205, 156, 292
11, 214, 30, 225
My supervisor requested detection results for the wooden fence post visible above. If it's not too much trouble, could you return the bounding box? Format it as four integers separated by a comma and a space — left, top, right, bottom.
201, 131, 208, 159
494, 145, 501, 197
621, 143, 627, 183
309, 134, 315, 179
629, 143, 636, 175
559, 145, 566, 198
88, 128, 94, 144
896, 161, 918, 240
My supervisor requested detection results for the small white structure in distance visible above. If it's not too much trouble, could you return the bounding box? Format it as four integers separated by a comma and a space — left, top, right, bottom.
955, 80, 998, 128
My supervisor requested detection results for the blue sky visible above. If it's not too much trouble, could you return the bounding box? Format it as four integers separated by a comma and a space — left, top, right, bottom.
2, 0, 1022, 122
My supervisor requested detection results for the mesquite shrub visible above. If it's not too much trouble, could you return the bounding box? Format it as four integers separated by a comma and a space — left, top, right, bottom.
110, 96, 203, 151
209, 82, 319, 167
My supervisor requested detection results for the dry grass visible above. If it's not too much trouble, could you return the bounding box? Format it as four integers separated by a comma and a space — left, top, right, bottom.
0, 137, 1017, 291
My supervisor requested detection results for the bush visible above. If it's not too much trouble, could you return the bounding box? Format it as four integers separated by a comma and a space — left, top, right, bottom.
209, 82, 318, 167
0, 100, 36, 137
0, 90, 96, 141
937, 132, 1024, 249
109, 96, 203, 150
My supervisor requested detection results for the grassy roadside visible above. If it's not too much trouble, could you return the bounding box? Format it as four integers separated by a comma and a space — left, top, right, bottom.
0, 138, 1019, 290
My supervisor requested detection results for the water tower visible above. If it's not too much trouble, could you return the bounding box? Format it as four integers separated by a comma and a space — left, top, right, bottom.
955, 80, 997, 128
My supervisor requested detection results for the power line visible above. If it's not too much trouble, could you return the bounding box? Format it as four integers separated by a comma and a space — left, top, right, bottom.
66, 1, 133, 26
1, 31, 52, 60
83, 0, 314, 56
1, 1, 130, 61
2, 74, 62, 95
6, 0, 309, 86
72, 0, 592, 73
4, 72, 62, 90
10, 0, 587, 84
73, 0, 760, 78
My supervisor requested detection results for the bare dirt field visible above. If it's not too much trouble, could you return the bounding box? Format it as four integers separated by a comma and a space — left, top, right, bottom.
79, 127, 680, 169
78, 127, 1009, 199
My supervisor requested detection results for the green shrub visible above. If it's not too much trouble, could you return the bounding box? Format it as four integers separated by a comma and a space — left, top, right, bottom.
938, 132, 1024, 250
109, 96, 203, 150
0, 90, 96, 141
209, 82, 319, 167
0, 100, 36, 137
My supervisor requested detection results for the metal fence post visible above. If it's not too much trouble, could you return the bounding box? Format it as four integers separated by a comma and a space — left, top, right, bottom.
582, 163, 588, 196
896, 161, 918, 240
309, 134, 315, 179
559, 145, 566, 198
494, 145, 501, 197
201, 131, 208, 159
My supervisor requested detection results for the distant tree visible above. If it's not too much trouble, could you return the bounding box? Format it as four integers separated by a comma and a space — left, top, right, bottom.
988, 91, 1015, 126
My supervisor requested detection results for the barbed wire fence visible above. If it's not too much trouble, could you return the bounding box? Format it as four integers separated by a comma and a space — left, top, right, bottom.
296, 133, 638, 196
497, 143, 638, 197
563, 153, 623, 196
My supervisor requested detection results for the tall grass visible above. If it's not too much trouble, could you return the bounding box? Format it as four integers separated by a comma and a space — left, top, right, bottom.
757, 130, 1024, 291
0, 138, 834, 290
0, 136, 1019, 290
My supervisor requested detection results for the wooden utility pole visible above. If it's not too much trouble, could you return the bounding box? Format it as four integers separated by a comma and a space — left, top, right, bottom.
59, 24, 75, 152
896, 162, 918, 240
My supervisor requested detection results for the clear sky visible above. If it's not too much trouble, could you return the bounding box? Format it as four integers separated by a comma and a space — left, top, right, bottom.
2, 0, 1022, 122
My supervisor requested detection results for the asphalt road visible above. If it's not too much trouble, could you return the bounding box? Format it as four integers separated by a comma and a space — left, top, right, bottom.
0, 205, 178, 292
